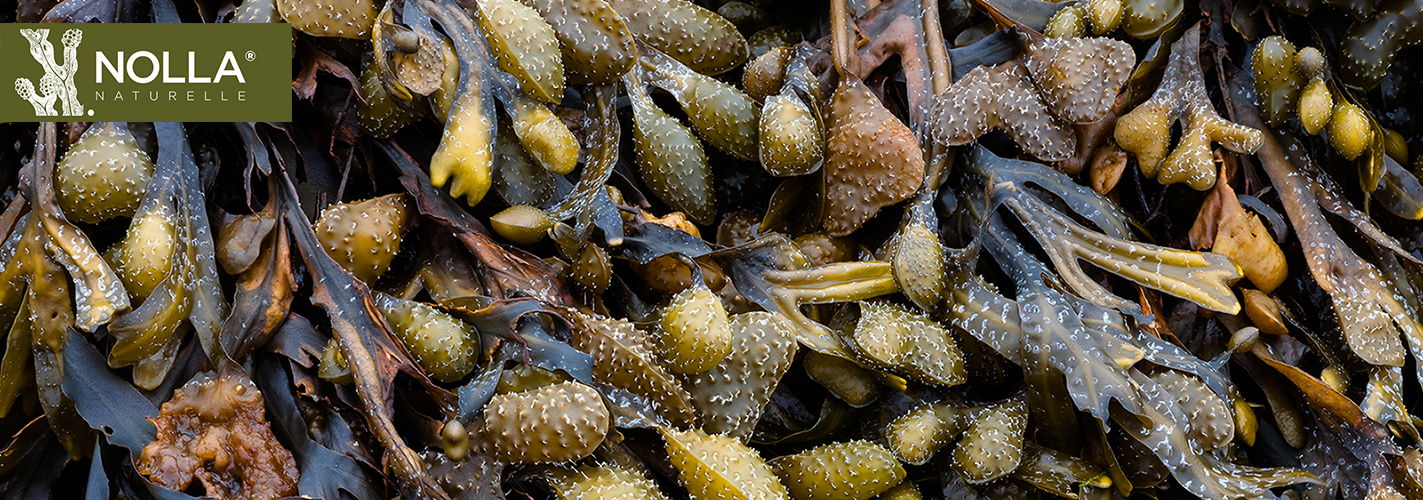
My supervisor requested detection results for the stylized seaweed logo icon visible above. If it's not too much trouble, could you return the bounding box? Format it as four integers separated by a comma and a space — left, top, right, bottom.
14, 28, 84, 117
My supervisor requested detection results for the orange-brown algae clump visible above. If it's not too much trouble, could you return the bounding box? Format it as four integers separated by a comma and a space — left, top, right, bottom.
138, 370, 299, 500
824, 77, 925, 236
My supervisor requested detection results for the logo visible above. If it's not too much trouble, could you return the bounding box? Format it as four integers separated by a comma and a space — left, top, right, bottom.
1, 24, 292, 122
14, 28, 85, 117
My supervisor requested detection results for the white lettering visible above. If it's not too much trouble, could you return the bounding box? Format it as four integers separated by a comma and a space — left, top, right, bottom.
214, 52, 244, 84
96, 52, 124, 83
128, 51, 159, 84
188, 52, 211, 84
162, 52, 183, 83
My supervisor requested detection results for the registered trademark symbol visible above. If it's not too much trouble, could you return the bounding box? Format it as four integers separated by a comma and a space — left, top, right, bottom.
245, 51, 256, 62
87, 110, 93, 116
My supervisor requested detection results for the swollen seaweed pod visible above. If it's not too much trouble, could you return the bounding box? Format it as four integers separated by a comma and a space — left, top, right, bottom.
1212, 203, 1288, 294
848, 301, 966, 386
1251, 36, 1301, 127
570, 241, 613, 295
371, 293, 478, 383
683, 312, 797, 438
1297, 76, 1333, 136
1116, 24, 1262, 190
547, 465, 670, 500
770, 440, 906, 500
848, 303, 905, 371
1087, 0, 1124, 33
889, 216, 946, 315
1242, 289, 1289, 335
277, 0, 376, 38
884, 402, 967, 465
640, 45, 760, 161
234, 0, 280, 22
1295, 46, 1326, 80
624, 69, 716, 224
608, 0, 750, 75
104, 203, 176, 301
1383, 127, 1409, 164
1121, 0, 1181, 39
490, 205, 555, 245
661, 427, 789, 500
507, 96, 580, 176
56, 122, 153, 224
1328, 101, 1374, 161
473, 0, 565, 103
744, 46, 789, 102
312, 193, 411, 284
657, 284, 733, 374
804, 351, 882, 407
519, 0, 636, 83
1021, 35, 1135, 125
759, 92, 823, 177
441, 420, 468, 461
318, 338, 353, 384
479, 381, 610, 463
1045, 4, 1086, 38
951, 399, 1028, 484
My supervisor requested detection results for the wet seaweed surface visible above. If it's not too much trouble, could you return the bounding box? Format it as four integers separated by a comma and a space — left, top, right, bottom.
4, 0, 1423, 497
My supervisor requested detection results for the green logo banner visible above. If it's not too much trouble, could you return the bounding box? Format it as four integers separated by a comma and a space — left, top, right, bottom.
1, 23, 291, 122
